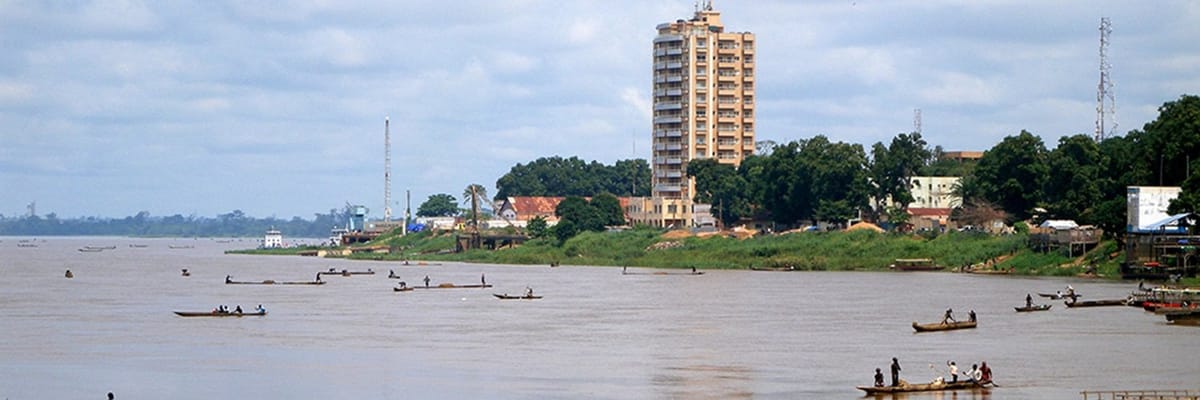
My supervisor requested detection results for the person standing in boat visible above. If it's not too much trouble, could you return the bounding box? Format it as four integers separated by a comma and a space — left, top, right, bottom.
424, 275, 431, 287
942, 308, 955, 324
481, 273, 486, 286
873, 368, 884, 387
979, 361, 992, 383
1026, 293, 1033, 308
890, 358, 901, 387
968, 310, 976, 323
948, 361, 959, 383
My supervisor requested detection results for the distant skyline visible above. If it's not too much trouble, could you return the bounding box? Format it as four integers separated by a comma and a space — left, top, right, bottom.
2, 1, 1198, 219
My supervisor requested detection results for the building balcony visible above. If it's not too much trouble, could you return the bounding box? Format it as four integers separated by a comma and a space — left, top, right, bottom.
653, 116, 682, 124
654, 184, 683, 193
654, 102, 683, 111
654, 34, 684, 43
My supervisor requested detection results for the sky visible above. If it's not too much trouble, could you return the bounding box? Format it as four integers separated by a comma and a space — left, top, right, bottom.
2, 0, 1198, 220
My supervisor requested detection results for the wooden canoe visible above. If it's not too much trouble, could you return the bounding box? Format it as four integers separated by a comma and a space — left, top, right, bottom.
174, 310, 266, 317
494, 293, 543, 300
226, 279, 325, 285
1065, 299, 1126, 308
1015, 304, 1052, 312
1039, 292, 1081, 300
413, 283, 493, 289
393, 287, 414, 292
318, 270, 375, 276
858, 380, 989, 394
912, 320, 977, 332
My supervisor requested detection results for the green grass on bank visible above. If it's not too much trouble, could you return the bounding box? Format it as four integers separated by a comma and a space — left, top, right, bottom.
231, 227, 1134, 279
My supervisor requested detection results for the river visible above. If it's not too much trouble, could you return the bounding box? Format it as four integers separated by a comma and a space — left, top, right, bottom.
1, 237, 1196, 399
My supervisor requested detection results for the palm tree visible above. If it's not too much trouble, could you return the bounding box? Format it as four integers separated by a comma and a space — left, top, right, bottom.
462, 184, 488, 230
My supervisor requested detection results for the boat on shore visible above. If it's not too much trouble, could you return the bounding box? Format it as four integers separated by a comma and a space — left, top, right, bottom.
857, 380, 989, 394
890, 258, 943, 272
174, 310, 267, 317
1065, 299, 1126, 308
912, 320, 977, 332
1015, 304, 1052, 312
749, 266, 796, 272
494, 293, 542, 300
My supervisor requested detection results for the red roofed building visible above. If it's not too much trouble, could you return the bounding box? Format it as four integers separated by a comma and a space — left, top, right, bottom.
496, 196, 633, 225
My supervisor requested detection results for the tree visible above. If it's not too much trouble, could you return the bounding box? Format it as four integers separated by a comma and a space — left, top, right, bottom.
416, 194, 458, 217
463, 184, 488, 229
687, 158, 751, 227
1137, 95, 1200, 187
555, 196, 602, 232
494, 156, 650, 198
1042, 135, 1102, 222
526, 216, 549, 238
869, 132, 930, 218
590, 193, 626, 226
970, 130, 1049, 221
1168, 162, 1200, 214
804, 137, 871, 223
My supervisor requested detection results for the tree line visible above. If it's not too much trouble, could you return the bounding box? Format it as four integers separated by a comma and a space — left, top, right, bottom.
0, 208, 358, 238
688, 94, 1200, 234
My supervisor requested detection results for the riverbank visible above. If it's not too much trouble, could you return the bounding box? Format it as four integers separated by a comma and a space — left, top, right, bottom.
232, 228, 1134, 279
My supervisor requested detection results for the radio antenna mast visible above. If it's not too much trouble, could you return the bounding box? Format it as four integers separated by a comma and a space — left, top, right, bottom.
384, 117, 392, 221
1095, 17, 1116, 142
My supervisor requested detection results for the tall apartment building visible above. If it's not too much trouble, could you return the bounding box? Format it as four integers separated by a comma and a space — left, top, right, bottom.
630, 2, 756, 228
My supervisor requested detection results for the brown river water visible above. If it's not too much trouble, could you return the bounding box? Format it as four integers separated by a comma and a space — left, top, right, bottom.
1, 236, 1197, 399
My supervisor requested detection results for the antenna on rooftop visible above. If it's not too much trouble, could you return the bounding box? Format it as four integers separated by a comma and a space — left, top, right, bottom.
1095, 17, 1116, 142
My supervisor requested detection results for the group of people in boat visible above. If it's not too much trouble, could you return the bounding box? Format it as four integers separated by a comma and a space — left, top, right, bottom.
874, 357, 992, 387
941, 308, 976, 324
211, 304, 265, 314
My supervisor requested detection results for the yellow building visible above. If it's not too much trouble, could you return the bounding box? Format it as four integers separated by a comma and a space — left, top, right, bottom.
632, 1, 755, 228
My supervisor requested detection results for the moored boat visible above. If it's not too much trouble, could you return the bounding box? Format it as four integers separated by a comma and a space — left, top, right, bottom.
1065, 299, 1126, 308
912, 320, 977, 332
891, 258, 943, 271
174, 310, 267, 317
857, 380, 989, 394
1015, 304, 1052, 312
494, 293, 543, 300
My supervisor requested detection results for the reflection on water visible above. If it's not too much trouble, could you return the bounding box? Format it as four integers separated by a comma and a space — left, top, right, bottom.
1, 237, 1198, 399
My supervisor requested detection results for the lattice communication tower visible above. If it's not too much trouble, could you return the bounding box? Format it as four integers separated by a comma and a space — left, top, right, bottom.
1095, 17, 1116, 142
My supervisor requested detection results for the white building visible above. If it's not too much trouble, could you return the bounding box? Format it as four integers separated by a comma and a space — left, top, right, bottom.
263, 228, 283, 248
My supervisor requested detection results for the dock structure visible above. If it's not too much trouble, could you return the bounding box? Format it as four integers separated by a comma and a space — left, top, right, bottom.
1080, 389, 1200, 400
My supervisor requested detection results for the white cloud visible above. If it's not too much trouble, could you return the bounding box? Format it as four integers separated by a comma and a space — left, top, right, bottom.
2, 0, 1198, 218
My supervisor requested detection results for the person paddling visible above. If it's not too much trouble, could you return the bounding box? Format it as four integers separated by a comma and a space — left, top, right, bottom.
942, 308, 955, 324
